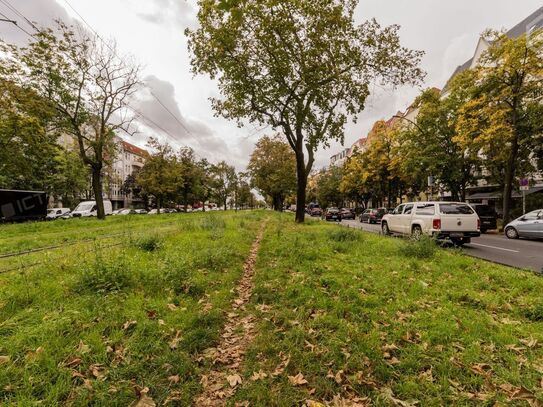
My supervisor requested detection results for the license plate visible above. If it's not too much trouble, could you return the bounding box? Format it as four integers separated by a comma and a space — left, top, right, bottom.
450, 233, 463, 238
332, 216, 337, 219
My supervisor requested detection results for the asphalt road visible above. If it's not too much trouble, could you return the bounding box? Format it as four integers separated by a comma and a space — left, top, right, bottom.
338, 219, 543, 273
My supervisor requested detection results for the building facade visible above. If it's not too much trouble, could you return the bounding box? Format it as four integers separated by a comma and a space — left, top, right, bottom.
108, 138, 148, 210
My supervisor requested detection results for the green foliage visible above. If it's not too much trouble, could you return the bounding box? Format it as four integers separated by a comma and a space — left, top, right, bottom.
137, 138, 182, 208
2, 21, 141, 219
248, 135, 296, 210
132, 235, 164, 252
316, 165, 345, 208
187, 0, 424, 221
75, 250, 134, 293
399, 235, 437, 259
454, 29, 543, 221
327, 227, 360, 242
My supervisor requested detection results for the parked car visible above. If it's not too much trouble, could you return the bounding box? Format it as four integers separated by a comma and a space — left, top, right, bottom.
134, 209, 148, 215
310, 206, 323, 217
68, 200, 113, 217
381, 202, 480, 246
115, 208, 137, 216
46, 208, 71, 220
324, 207, 342, 222
340, 208, 355, 220
473, 204, 497, 233
0, 189, 47, 222
504, 209, 543, 239
359, 208, 387, 224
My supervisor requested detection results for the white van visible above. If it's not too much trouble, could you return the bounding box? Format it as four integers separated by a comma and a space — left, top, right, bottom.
381, 201, 480, 246
71, 200, 113, 217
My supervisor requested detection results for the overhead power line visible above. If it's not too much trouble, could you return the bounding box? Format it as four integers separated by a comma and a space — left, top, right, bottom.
1, 0, 191, 144
62, 0, 194, 138
0, 0, 39, 31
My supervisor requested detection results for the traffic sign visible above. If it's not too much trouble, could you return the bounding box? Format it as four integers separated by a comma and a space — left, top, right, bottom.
520, 185, 529, 191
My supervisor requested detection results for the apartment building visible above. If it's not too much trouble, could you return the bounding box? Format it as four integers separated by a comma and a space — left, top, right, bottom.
108, 138, 148, 209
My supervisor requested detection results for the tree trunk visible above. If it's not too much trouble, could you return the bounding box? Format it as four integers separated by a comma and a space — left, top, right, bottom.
503, 135, 519, 223
91, 168, 105, 220
295, 157, 308, 223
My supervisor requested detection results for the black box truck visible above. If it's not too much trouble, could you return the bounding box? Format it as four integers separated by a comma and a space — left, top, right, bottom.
0, 189, 48, 222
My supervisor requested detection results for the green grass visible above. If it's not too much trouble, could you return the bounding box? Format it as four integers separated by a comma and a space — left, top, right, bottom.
0, 212, 265, 406
1, 212, 543, 406
232, 214, 543, 406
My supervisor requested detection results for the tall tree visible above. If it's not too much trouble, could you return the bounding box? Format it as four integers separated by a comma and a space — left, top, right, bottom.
137, 138, 181, 213
396, 87, 479, 201
210, 161, 237, 210
0, 77, 60, 192
3, 22, 141, 219
316, 165, 344, 209
248, 135, 296, 211
455, 29, 543, 222
187, 0, 424, 222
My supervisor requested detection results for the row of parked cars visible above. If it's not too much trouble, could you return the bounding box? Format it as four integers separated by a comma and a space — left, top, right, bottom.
46, 200, 223, 220
334, 202, 542, 243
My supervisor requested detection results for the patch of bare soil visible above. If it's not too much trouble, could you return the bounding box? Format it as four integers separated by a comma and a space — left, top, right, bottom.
194, 223, 266, 406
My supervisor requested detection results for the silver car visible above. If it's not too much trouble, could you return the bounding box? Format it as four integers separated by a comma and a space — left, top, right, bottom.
505, 210, 543, 239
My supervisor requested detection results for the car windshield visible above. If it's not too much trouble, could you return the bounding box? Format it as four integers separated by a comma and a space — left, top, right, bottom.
439, 203, 474, 215
475, 205, 495, 216
328, 208, 339, 213
47, 209, 55, 214
74, 203, 93, 212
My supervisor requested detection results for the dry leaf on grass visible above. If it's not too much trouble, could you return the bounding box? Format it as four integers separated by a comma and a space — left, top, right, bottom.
64, 357, 82, 368
0, 356, 10, 364
77, 340, 90, 354
250, 370, 267, 381
168, 375, 180, 384
520, 337, 538, 348
227, 374, 243, 388
169, 330, 182, 350
122, 320, 137, 330
131, 395, 156, 407
381, 387, 419, 407
89, 364, 107, 379
167, 303, 178, 311
288, 373, 308, 386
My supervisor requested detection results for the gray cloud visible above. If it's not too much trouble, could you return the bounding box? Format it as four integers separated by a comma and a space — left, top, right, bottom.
127, 0, 196, 29
0, 0, 74, 45
130, 75, 231, 163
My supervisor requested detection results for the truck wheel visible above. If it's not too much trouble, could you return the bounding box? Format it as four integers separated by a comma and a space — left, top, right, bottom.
382, 222, 391, 236
411, 225, 422, 240
505, 227, 519, 239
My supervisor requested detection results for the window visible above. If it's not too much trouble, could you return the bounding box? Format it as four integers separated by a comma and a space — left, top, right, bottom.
439, 203, 474, 215
393, 205, 405, 215
416, 204, 435, 216
403, 204, 414, 215
524, 211, 540, 220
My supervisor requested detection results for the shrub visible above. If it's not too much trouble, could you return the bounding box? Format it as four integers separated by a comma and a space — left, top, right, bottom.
399, 235, 437, 259
328, 228, 360, 242
133, 235, 163, 252
200, 216, 226, 231
76, 253, 133, 293
524, 304, 543, 321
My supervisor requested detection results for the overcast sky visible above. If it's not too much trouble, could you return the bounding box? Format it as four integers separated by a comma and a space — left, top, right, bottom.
1, 0, 542, 170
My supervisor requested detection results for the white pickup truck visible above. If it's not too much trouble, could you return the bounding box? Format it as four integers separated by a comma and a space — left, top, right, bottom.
381, 202, 480, 246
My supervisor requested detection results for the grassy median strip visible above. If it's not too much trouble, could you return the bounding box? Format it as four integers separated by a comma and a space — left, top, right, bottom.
0, 212, 264, 405
234, 214, 543, 405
